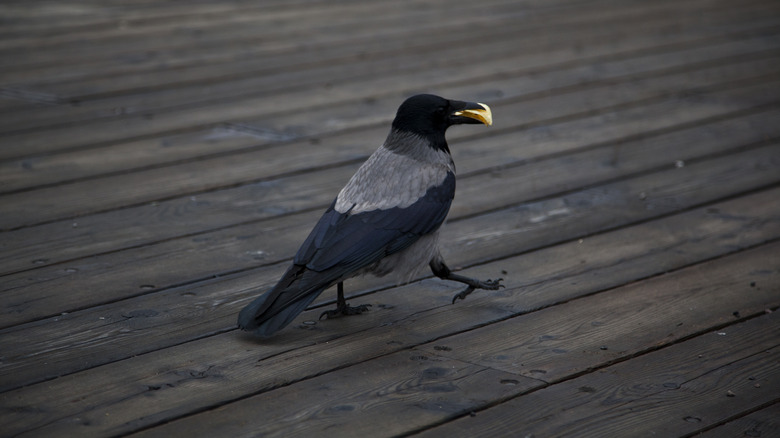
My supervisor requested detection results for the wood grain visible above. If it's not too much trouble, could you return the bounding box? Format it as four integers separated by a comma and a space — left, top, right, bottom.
1, 0, 778, 435
1, 187, 777, 436
127, 242, 780, 437
415, 313, 779, 437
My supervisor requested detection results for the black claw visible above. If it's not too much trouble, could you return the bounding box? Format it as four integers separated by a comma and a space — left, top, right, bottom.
451, 278, 505, 304
452, 286, 476, 304
484, 278, 505, 290
319, 303, 372, 320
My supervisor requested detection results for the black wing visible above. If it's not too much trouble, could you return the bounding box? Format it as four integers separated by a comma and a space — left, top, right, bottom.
294, 172, 455, 274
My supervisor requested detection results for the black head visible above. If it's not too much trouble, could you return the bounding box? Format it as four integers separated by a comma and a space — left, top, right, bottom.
390, 94, 492, 152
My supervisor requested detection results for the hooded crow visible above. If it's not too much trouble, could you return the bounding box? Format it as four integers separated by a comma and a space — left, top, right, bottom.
238, 94, 503, 336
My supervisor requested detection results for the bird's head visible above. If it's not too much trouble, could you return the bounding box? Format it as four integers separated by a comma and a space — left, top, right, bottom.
390, 94, 492, 153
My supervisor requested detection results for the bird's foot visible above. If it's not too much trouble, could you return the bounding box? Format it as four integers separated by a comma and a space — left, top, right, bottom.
451, 278, 504, 304
319, 303, 372, 320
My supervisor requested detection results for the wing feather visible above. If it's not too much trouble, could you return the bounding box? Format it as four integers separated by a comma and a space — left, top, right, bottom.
294, 172, 455, 274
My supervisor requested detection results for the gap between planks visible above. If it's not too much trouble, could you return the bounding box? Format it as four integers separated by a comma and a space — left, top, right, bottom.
1, 191, 778, 436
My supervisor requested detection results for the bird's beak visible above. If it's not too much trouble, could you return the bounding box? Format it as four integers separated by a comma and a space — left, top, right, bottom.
453, 102, 493, 126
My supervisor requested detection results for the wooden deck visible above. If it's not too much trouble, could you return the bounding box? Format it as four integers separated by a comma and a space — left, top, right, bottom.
1, 0, 779, 436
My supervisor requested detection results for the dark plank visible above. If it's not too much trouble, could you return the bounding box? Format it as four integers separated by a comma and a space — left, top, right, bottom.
697, 404, 780, 438
410, 243, 779, 382
1, 181, 778, 435
0, 0, 338, 45
0, 0, 723, 89
4, 7, 778, 141
120, 243, 780, 437
136, 351, 534, 438
0, 1, 777, 436
1, 1, 777, 160
2, 65, 779, 231
2, 119, 778, 328
0, 38, 774, 198
3, 36, 779, 194
413, 313, 779, 437
2, 89, 778, 279
0, 141, 780, 394
0, 0, 513, 72
3, 0, 774, 133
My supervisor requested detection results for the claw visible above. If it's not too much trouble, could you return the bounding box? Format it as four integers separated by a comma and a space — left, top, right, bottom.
451, 278, 504, 304
483, 278, 505, 290
452, 285, 477, 304
319, 303, 372, 320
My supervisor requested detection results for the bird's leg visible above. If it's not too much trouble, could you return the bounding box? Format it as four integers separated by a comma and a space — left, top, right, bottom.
319, 282, 372, 320
429, 259, 504, 304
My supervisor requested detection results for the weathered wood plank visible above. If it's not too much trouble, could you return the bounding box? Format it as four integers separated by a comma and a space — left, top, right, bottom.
4, 0, 774, 133
44, 10, 780, 103
697, 403, 780, 438
0, 0, 728, 88
0, 0, 514, 70
6, 24, 778, 149
133, 350, 534, 438
120, 244, 780, 438
1, 1, 776, 437
2, 112, 778, 327
413, 313, 779, 438
4, 35, 779, 193
2, 3, 777, 160
2, 65, 778, 231
0, 38, 774, 198
2, 88, 778, 279
407, 244, 779, 385
1, 188, 778, 437
0, 0, 446, 45
0, 0, 343, 44
123, 352, 529, 438
0, 141, 777, 393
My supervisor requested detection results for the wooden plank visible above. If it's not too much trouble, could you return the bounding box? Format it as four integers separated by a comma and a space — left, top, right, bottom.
2, 93, 778, 278
6, 14, 778, 135
1, 190, 778, 437
0, 0, 340, 42
118, 351, 532, 438
697, 404, 780, 438
131, 350, 535, 438
231, 56, 780, 151
109, 244, 780, 437
2, 117, 778, 327
0, 0, 515, 70
412, 313, 779, 438
423, 245, 779, 386
4, 0, 771, 118
1, 99, 777, 276
1, 1, 777, 437
46, 9, 780, 103
2, 3, 777, 159
0, 0, 719, 87
4, 34, 779, 192
8, 29, 780, 166
0, 4, 528, 92
2, 66, 778, 231
407, 244, 779, 385
0, 0, 441, 49
1, 142, 778, 392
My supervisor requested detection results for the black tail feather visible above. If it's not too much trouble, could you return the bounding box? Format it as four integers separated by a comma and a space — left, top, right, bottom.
237, 287, 323, 337
237, 265, 336, 337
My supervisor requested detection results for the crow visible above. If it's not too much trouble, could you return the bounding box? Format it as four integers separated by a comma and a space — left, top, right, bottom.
238, 94, 503, 336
